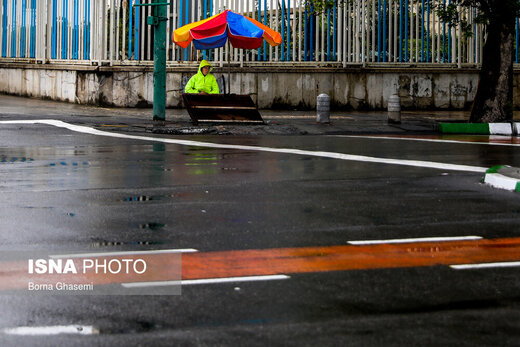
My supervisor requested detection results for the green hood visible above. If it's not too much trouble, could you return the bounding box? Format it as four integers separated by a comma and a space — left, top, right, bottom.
198, 60, 213, 74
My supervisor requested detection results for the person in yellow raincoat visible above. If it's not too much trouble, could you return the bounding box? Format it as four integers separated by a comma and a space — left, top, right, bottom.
184, 60, 220, 95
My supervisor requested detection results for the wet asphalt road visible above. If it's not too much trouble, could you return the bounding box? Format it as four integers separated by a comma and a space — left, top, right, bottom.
0, 121, 520, 346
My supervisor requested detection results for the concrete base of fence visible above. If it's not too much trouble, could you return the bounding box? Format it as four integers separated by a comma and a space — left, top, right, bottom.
0, 63, 511, 110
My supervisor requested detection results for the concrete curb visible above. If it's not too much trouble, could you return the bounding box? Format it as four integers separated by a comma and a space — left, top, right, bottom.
483, 166, 520, 192
438, 122, 519, 136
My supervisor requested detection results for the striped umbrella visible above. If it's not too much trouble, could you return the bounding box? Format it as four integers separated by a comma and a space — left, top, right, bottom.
173, 9, 282, 50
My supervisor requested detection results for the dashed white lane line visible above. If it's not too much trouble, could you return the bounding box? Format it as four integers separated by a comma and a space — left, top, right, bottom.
2, 325, 98, 336
0, 119, 487, 173
335, 135, 520, 147
347, 236, 483, 245
49, 248, 198, 259
121, 275, 291, 288
450, 261, 520, 270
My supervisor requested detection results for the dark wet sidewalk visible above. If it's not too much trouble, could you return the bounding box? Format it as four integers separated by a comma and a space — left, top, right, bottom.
0, 93, 512, 136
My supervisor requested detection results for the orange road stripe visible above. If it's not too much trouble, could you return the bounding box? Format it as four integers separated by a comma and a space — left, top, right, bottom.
181, 237, 520, 279
1, 237, 520, 291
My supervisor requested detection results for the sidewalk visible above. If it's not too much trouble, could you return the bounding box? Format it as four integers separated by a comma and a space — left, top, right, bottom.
0, 94, 467, 136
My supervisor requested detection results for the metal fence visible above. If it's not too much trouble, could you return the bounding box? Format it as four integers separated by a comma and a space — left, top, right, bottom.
0, 0, 504, 67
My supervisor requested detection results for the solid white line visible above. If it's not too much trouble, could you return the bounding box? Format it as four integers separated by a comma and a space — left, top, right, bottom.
335, 135, 520, 147
0, 119, 488, 173
348, 236, 483, 245
450, 261, 520, 270
50, 248, 198, 259
2, 325, 98, 336
121, 275, 291, 288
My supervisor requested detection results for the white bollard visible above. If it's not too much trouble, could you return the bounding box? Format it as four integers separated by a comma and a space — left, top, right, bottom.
388, 94, 401, 124
317, 94, 331, 123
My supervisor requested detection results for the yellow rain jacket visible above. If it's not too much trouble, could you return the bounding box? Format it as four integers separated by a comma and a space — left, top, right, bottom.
185, 60, 220, 94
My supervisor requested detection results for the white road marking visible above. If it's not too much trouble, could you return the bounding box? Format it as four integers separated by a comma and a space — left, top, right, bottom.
0, 119, 488, 173
450, 261, 520, 270
121, 275, 291, 288
2, 325, 98, 336
335, 135, 520, 147
348, 236, 483, 245
50, 248, 198, 259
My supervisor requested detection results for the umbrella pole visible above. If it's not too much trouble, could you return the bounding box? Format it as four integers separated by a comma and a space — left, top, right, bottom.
227, 40, 231, 95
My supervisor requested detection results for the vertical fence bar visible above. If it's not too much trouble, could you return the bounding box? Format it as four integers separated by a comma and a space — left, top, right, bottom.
382, 0, 386, 61
415, 0, 418, 63
293, 0, 297, 62
332, 0, 336, 61
129, 0, 133, 59
264, 0, 267, 61
426, 0, 430, 62
11, 0, 15, 57
326, 7, 330, 61
257, 0, 261, 60
281, 0, 285, 61
399, 0, 403, 62
321, 8, 324, 62
21, 0, 26, 57
50, 0, 56, 59
134, 0, 139, 60
61, 0, 66, 58
377, 0, 381, 61
140, 0, 145, 60
116, 0, 120, 60
337, 0, 342, 62
184, 0, 188, 61
371, 0, 375, 62
0, 0, 4, 57
30, 0, 35, 57
75, 0, 80, 59
304, 2, 308, 61
298, 0, 302, 61
404, 0, 408, 61
109, 0, 114, 61
287, 0, 290, 61
410, 0, 413, 62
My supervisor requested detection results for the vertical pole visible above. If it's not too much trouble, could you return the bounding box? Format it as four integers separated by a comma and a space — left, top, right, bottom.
153, 0, 166, 121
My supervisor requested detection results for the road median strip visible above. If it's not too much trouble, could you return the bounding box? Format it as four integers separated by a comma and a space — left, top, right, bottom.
438, 122, 519, 136
483, 165, 520, 192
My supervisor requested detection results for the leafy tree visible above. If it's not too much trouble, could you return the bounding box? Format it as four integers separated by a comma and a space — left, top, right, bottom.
306, 0, 520, 122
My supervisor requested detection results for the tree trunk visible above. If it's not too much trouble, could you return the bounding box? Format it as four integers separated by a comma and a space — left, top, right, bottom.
470, 2, 516, 123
